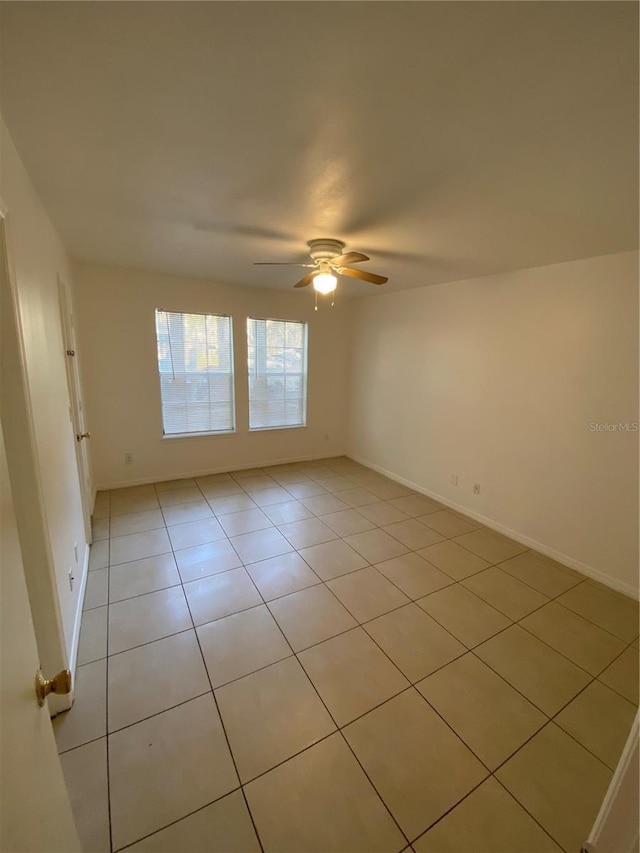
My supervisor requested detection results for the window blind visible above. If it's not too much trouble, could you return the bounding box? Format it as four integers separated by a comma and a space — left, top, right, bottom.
247, 318, 308, 430
155, 310, 235, 435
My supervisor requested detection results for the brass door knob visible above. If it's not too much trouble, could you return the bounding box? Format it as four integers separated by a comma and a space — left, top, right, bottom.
76, 432, 91, 441
35, 669, 72, 706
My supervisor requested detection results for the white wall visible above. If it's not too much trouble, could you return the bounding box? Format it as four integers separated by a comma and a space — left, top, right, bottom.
0, 119, 87, 662
348, 252, 639, 597
73, 262, 353, 489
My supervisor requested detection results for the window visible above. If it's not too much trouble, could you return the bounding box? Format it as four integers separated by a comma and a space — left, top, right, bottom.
155, 310, 235, 436
247, 318, 308, 430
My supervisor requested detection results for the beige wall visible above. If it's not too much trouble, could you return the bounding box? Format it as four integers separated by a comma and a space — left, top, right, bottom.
348, 252, 639, 597
0, 119, 87, 661
73, 262, 353, 489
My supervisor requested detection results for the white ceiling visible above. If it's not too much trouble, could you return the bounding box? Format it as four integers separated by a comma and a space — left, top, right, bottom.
1, 2, 637, 295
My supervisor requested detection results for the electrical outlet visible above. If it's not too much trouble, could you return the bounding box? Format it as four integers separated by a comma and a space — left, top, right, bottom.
124, 452, 134, 465
450, 474, 458, 486
473, 483, 481, 495
68, 568, 75, 591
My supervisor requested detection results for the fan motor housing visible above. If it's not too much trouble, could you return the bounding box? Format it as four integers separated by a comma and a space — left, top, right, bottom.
307, 238, 346, 262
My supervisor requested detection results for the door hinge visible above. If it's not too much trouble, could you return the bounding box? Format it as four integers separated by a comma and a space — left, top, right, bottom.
66, 349, 75, 357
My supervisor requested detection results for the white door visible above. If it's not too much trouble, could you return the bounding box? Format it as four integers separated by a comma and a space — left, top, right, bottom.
58, 275, 92, 542
0, 418, 81, 853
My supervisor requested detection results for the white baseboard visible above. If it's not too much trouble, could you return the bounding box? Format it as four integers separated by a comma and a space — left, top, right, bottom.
349, 453, 639, 601
97, 450, 347, 492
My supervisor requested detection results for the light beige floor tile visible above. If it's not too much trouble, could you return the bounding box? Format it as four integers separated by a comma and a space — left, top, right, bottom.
387, 495, 444, 517
197, 604, 292, 687
89, 539, 109, 571
417, 584, 511, 648
237, 474, 276, 492
338, 487, 381, 508
183, 567, 262, 626
208, 493, 257, 515
218, 507, 273, 537
365, 603, 466, 682
314, 475, 356, 493
327, 567, 410, 622
383, 518, 445, 550
321, 508, 377, 537
462, 567, 548, 620
366, 482, 412, 500
215, 657, 335, 782
344, 689, 486, 838
109, 553, 180, 603
155, 477, 197, 492
91, 516, 110, 541
111, 483, 157, 498
300, 492, 350, 516
521, 601, 626, 675
109, 694, 238, 851
108, 630, 210, 731
110, 509, 165, 538
270, 471, 311, 486
418, 510, 479, 539
599, 644, 639, 704
245, 552, 321, 600
269, 584, 357, 651
376, 552, 453, 599
555, 680, 636, 770
77, 605, 108, 664
127, 790, 260, 853
453, 529, 527, 564
53, 659, 106, 753
244, 733, 404, 853
110, 528, 172, 566
93, 492, 110, 519
200, 481, 244, 500
108, 586, 192, 654
59, 738, 110, 853
83, 568, 108, 609
195, 471, 234, 486
250, 485, 293, 506
298, 538, 368, 581
498, 551, 582, 597
299, 627, 409, 725
166, 515, 226, 550
417, 653, 546, 769
111, 493, 160, 517
475, 625, 591, 715
417, 540, 490, 580
231, 527, 294, 564
161, 500, 213, 526
284, 481, 328, 499
413, 777, 562, 853
174, 539, 242, 582
158, 485, 203, 507
357, 501, 410, 526
556, 581, 639, 643
344, 528, 409, 563
277, 517, 338, 549
496, 723, 611, 853
260, 499, 314, 525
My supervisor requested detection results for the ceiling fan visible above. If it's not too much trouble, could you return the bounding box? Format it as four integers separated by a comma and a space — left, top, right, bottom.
254, 238, 389, 293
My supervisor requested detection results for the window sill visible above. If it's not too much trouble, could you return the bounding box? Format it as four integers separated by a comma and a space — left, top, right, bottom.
162, 430, 237, 440
248, 425, 307, 433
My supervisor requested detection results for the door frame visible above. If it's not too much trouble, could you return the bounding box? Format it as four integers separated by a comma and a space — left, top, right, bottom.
0, 203, 72, 714
58, 273, 93, 542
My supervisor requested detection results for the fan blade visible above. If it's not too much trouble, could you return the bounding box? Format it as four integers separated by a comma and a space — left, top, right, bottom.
330, 251, 369, 266
339, 267, 388, 285
254, 262, 316, 267
294, 271, 320, 289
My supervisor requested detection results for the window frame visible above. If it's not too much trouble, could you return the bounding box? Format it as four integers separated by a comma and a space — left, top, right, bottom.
155, 308, 236, 439
246, 316, 309, 433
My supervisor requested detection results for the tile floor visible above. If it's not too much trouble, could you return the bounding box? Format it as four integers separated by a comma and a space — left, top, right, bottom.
55, 457, 639, 853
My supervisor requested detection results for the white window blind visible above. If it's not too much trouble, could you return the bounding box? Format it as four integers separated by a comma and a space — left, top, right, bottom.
155, 310, 235, 436
247, 318, 308, 430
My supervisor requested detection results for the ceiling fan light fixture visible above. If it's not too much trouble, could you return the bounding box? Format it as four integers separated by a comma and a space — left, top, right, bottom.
313, 272, 338, 294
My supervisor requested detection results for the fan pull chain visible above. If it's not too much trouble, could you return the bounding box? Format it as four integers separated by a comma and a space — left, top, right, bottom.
315, 291, 318, 311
